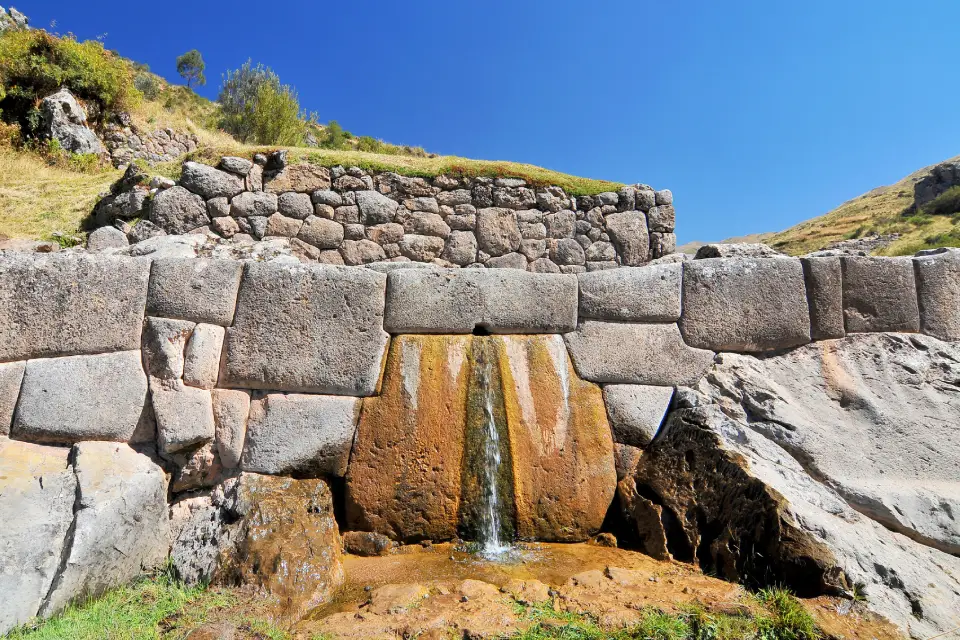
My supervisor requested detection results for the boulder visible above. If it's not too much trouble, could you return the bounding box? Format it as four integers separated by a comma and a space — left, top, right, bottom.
298, 216, 344, 249
219, 156, 252, 176
679, 258, 811, 352
545, 210, 576, 238
0, 361, 25, 436
650, 232, 677, 258
264, 164, 332, 193
0, 440, 77, 635
41, 442, 170, 617
183, 324, 225, 389
693, 243, 784, 259
550, 238, 586, 265
277, 192, 313, 219
0, 253, 150, 361
913, 252, 960, 341
39, 88, 105, 155
398, 234, 445, 261
12, 351, 148, 444
441, 231, 479, 265
340, 239, 387, 265
149, 185, 210, 234
141, 317, 194, 383
384, 268, 577, 334
605, 211, 649, 266
180, 161, 244, 199
646, 205, 675, 232
565, 321, 715, 386
801, 257, 844, 340
264, 213, 302, 238
211, 389, 250, 469
403, 212, 450, 238
841, 257, 920, 333
222, 262, 389, 396
342, 531, 394, 557
476, 208, 522, 256
578, 264, 681, 322
230, 191, 278, 217
356, 190, 400, 225
603, 384, 674, 447
241, 393, 360, 477
152, 385, 216, 453
86, 225, 128, 252
486, 252, 528, 269
147, 258, 243, 326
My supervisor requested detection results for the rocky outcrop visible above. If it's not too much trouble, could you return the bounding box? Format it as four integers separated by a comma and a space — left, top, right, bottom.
39, 89, 105, 155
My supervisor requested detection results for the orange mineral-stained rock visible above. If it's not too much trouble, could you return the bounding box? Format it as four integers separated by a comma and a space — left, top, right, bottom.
496, 334, 617, 541
346, 334, 473, 541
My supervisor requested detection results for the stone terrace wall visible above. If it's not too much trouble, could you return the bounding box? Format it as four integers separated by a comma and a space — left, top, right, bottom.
103, 124, 200, 167
93, 151, 677, 270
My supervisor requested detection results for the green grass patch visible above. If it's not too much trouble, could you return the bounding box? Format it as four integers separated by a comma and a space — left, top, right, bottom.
919, 185, 960, 217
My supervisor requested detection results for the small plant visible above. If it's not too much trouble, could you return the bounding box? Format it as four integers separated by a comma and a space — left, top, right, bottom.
133, 72, 161, 100
176, 49, 206, 88
755, 587, 822, 640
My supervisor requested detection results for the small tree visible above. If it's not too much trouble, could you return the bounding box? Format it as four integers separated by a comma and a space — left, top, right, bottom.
218, 60, 279, 143
176, 49, 206, 88
320, 120, 348, 150
251, 82, 304, 146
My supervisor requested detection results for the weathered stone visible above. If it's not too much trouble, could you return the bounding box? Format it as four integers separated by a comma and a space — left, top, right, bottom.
579, 264, 681, 322
635, 189, 656, 212
519, 239, 548, 261
680, 258, 811, 352
246, 164, 263, 191
149, 185, 210, 234
340, 239, 387, 265
211, 216, 240, 238
318, 249, 345, 265
841, 257, 920, 333
447, 214, 477, 231
486, 252, 528, 269
180, 161, 244, 199
605, 212, 649, 266
603, 385, 674, 447
536, 186, 570, 213
440, 231, 478, 266
128, 219, 165, 243
404, 197, 440, 213
597, 192, 619, 206
312, 190, 342, 209
264, 213, 302, 238
12, 351, 147, 444
399, 234, 445, 261
650, 232, 677, 258
545, 210, 576, 238
403, 212, 450, 238
230, 191, 278, 218
801, 257, 844, 340
297, 216, 344, 250
614, 443, 643, 481
584, 241, 616, 262
655, 189, 673, 205
241, 393, 360, 477
219, 156, 252, 176
384, 268, 577, 333
170, 443, 224, 494
364, 222, 404, 246
476, 208, 522, 256
87, 226, 128, 252
914, 252, 960, 341
41, 442, 169, 617
565, 321, 715, 386
245, 216, 268, 240
0, 440, 76, 634
333, 174, 367, 191
492, 186, 536, 209
529, 257, 561, 273
550, 238, 586, 265
39, 89, 104, 155
694, 243, 784, 259
646, 205, 675, 232
212, 389, 250, 469
183, 324, 224, 389
264, 163, 331, 193
142, 317, 194, 383
153, 385, 216, 453
342, 531, 394, 556
148, 258, 243, 326
356, 190, 400, 225
0, 361, 24, 436
276, 192, 313, 220
223, 262, 389, 396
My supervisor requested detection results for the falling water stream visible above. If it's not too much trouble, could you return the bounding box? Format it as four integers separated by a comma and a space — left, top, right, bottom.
475, 340, 511, 558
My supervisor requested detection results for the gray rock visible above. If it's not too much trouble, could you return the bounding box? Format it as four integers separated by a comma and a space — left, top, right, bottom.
586, 261, 617, 272
212, 389, 250, 469
142, 317, 194, 383
128, 219, 165, 243
39, 88, 105, 155
87, 226, 128, 252
646, 205, 675, 232
545, 210, 576, 238
565, 321, 715, 386
914, 252, 960, 341
655, 189, 673, 205
41, 442, 169, 617
441, 231, 478, 266
219, 156, 253, 176
801, 257, 845, 340
486, 252, 528, 269
245, 216, 268, 240
148, 258, 243, 326
584, 241, 616, 262
183, 324, 225, 389
222, 262, 389, 396
211, 216, 240, 238
11, 351, 147, 444
550, 238, 586, 265
264, 213, 303, 238
356, 190, 400, 225
492, 186, 536, 209
403, 212, 450, 238
264, 163, 331, 193
649, 252, 689, 265
597, 192, 619, 206
366, 222, 405, 245
92, 188, 149, 227
519, 239, 548, 261
605, 212, 650, 266
529, 257, 561, 273
399, 234, 445, 261
0, 440, 76, 635
476, 208, 521, 256
404, 197, 440, 213
206, 197, 230, 217
650, 232, 677, 259
495, 177, 526, 188
298, 216, 344, 250
168, 496, 225, 585
436, 189, 472, 207
0, 361, 24, 436
384, 268, 577, 333
180, 161, 244, 199
230, 191, 278, 218
579, 264, 681, 322
278, 192, 313, 220
152, 385, 216, 453
694, 243, 784, 259
241, 393, 361, 476
447, 214, 476, 231
149, 186, 210, 234
635, 189, 656, 212
340, 239, 387, 265
616, 187, 636, 212
603, 384, 674, 447
312, 189, 342, 207
841, 257, 920, 333
680, 258, 811, 352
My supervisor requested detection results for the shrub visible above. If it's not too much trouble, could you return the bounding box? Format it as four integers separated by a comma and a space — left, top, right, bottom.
357, 135, 383, 153
133, 72, 161, 100
920, 185, 960, 217
0, 29, 140, 136
176, 49, 206, 88
250, 81, 304, 146
218, 59, 280, 143
319, 120, 349, 150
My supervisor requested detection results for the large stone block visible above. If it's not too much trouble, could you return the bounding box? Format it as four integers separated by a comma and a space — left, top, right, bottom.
222, 263, 389, 396
152, 385, 216, 453
603, 384, 674, 447
578, 264, 681, 322
149, 186, 210, 234
605, 211, 649, 266
680, 258, 811, 352
0, 440, 76, 634
141, 317, 194, 384
241, 393, 360, 477
801, 257, 844, 340
476, 207, 522, 256
264, 163, 331, 193
841, 257, 920, 333
147, 258, 243, 326
212, 389, 250, 469
0, 253, 149, 361
180, 161, 244, 199
384, 268, 578, 334
12, 351, 148, 444
914, 253, 960, 341
183, 324, 225, 389
0, 360, 25, 436
565, 321, 715, 386
41, 442, 170, 617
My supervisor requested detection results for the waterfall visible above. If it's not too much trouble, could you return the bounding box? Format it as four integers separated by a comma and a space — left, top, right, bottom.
475, 341, 510, 557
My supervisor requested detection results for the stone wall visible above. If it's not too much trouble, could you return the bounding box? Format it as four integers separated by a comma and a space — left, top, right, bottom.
103, 123, 200, 167
92, 152, 677, 270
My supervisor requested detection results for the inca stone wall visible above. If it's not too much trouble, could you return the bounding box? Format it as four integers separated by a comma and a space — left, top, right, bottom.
92, 151, 677, 270
103, 124, 200, 167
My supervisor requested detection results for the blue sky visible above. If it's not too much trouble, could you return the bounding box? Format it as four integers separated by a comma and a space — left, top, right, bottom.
20, 1, 960, 243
